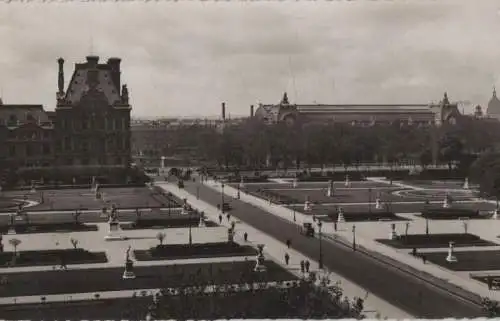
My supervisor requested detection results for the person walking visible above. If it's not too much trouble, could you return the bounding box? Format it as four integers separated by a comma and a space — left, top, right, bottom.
284, 253, 290, 265
422, 255, 427, 264
286, 239, 291, 248
333, 222, 338, 232
218, 214, 222, 224
226, 213, 231, 221
304, 260, 310, 273
243, 232, 248, 242
300, 260, 305, 274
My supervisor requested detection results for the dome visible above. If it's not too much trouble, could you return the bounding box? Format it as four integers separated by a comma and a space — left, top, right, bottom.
487, 88, 500, 115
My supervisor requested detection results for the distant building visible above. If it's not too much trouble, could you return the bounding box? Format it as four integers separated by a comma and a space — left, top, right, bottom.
254, 92, 462, 127
487, 88, 500, 120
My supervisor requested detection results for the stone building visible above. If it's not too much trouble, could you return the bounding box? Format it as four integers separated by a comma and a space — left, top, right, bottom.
0, 55, 133, 186
254, 92, 462, 127
486, 88, 500, 120
54, 56, 132, 182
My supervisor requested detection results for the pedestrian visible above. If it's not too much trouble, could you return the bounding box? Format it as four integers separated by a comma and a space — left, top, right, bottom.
231, 221, 235, 230
488, 277, 493, 290
244, 232, 248, 242
412, 248, 417, 256
284, 253, 290, 265
286, 239, 291, 248
422, 255, 427, 264
60, 253, 68, 271
304, 260, 310, 273
218, 214, 222, 224
226, 213, 230, 221
300, 260, 305, 274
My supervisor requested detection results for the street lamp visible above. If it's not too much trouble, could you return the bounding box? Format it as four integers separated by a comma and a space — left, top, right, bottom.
368, 188, 372, 214
293, 205, 296, 222
352, 225, 357, 251
318, 221, 323, 269
196, 184, 200, 200
221, 183, 225, 214
167, 192, 171, 216
188, 219, 193, 246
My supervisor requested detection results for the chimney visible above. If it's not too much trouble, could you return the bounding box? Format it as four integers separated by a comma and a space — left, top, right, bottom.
250, 105, 254, 117
222, 102, 226, 121
107, 57, 122, 95
86, 55, 99, 68
57, 58, 65, 94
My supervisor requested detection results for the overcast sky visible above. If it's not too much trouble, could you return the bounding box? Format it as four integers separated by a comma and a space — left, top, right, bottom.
0, 1, 499, 118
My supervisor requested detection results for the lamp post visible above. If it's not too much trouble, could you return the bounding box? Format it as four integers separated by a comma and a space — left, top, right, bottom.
196, 184, 200, 200
167, 192, 172, 215
425, 217, 429, 236
318, 221, 323, 269
293, 205, 296, 222
221, 183, 225, 214
368, 188, 372, 214
352, 225, 357, 251
188, 219, 192, 246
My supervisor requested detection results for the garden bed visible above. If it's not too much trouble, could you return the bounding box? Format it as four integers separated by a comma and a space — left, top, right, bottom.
0, 280, 360, 320
420, 208, 485, 220
376, 233, 497, 249
120, 218, 218, 230
326, 211, 407, 222
0, 223, 98, 234
134, 241, 258, 261
417, 250, 500, 272
0, 261, 296, 297
0, 249, 107, 268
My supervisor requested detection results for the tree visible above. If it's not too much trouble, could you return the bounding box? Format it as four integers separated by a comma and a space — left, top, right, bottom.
70, 238, 79, 249
156, 232, 166, 245
9, 238, 21, 257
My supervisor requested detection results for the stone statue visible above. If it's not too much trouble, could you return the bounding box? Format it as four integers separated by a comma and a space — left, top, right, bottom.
126, 245, 131, 262
122, 85, 129, 105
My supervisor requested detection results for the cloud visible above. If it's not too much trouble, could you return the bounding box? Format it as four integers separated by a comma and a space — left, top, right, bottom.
0, 0, 499, 117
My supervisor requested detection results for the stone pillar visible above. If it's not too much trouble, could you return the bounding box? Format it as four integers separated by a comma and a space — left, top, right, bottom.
292, 178, 298, 189
122, 246, 136, 279
239, 177, 245, 190
446, 241, 457, 263
337, 207, 345, 224
375, 198, 382, 210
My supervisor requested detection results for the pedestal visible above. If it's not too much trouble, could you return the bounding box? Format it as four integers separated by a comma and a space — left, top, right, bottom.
199, 217, 206, 227
494, 209, 499, 219
446, 242, 457, 263
292, 179, 298, 189
7, 226, 15, 235
254, 244, 267, 272
105, 222, 124, 241
122, 260, 136, 279
327, 187, 333, 197
375, 198, 382, 210
304, 201, 312, 212
463, 178, 469, 190
337, 211, 345, 224
344, 176, 350, 187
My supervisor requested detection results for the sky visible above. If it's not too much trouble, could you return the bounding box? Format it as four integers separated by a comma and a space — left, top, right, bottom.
0, 0, 499, 118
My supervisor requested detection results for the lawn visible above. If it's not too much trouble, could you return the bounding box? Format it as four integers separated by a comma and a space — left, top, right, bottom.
0, 249, 107, 268
417, 250, 500, 272
134, 242, 257, 261
0, 260, 297, 297
376, 233, 497, 249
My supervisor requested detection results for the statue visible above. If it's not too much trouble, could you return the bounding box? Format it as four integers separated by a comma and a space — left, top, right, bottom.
121, 85, 129, 105
123, 245, 136, 279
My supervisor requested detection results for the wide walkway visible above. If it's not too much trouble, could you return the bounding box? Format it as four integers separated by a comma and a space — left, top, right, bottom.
157, 181, 413, 318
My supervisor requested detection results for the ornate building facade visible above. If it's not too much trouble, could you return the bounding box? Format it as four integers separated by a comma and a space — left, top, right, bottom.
254, 92, 462, 127
55, 56, 131, 173
0, 55, 132, 186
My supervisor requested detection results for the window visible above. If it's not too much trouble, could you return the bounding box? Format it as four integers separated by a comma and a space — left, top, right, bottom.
9, 145, 15, 157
